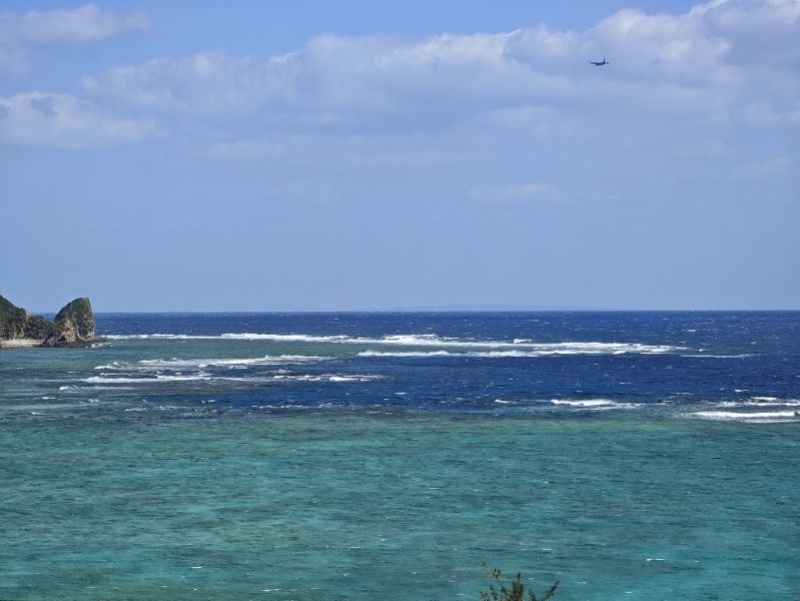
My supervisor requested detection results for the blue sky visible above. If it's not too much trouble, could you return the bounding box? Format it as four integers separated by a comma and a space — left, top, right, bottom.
1, 1, 798, 311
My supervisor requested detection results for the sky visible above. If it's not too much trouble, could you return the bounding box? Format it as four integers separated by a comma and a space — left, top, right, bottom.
1, 1, 798, 312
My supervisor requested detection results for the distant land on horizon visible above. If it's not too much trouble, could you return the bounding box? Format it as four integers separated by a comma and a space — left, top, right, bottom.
13, 295, 799, 315
78, 304, 800, 315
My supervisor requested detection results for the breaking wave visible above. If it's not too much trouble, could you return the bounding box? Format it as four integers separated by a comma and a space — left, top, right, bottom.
690, 410, 800, 423
103, 332, 685, 356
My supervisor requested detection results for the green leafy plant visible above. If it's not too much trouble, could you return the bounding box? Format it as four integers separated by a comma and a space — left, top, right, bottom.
479, 563, 559, 601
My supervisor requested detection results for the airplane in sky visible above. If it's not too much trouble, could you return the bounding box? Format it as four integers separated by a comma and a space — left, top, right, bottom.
590, 57, 610, 66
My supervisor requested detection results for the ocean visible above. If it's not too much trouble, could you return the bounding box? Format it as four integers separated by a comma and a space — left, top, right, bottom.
1, 311, 798, 600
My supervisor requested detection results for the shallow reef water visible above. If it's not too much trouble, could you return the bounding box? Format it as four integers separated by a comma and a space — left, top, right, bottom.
1, 312, 798, 600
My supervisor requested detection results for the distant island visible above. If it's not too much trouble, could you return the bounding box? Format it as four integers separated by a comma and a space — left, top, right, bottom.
0, 295, 97, 348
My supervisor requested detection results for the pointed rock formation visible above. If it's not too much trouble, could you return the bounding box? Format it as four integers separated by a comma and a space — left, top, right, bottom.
0, 295, 97, 347
43, 297, 96, 347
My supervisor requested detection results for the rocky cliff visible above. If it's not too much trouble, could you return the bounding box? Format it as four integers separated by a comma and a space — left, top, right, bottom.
0, 295, 97, 347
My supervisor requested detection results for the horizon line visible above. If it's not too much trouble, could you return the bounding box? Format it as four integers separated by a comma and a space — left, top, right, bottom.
78, 307, 800, 314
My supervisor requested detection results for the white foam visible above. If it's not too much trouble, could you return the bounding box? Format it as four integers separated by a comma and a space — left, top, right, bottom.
690, 410, 799, 423
716, 398, 800, 408
356, 345, 677, 358
358, 350, 454, 358
138, 355, 326, 368
104, 332, 684, 356
63, 385, 135, 391
550, 399, 639, 410
79, 370, 380, 387
328, 375, 370, 382
2, 400, 106, 412
682, 353, 754, 359
220, 333, 350, 343
94, 355, 326, 372
94, 362, 122, 370
272, 374, 380, 383
84, 374, 212, 384
104, 334, 220, 340
551, 399, 615, 407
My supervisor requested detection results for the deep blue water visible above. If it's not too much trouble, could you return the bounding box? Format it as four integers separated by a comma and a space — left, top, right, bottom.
83, 311, 800, 419
1, 312, 798, 600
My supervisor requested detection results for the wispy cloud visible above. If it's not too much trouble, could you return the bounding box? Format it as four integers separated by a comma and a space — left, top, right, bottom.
0, 4, 151, 45
2, 0, 799, 152
75, 0, 799, 144
731, 156, 793, 182
0, 4, 151, 77
0, 4, 154, 147
0, 92, 153, 149
678, 139, 728, 159
741, 100, 800, 128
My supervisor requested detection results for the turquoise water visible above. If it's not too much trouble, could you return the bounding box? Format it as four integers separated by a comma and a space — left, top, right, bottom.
1, 312, 799, 600
2, 413, 798, 600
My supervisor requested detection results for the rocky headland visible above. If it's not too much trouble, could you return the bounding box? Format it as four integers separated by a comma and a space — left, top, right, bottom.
0, 295, 97, 348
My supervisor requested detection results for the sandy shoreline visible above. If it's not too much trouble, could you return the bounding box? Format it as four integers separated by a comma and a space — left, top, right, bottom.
0, 338, 43, 348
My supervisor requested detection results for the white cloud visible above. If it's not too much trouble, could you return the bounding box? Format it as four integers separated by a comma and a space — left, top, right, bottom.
0, 4, 151, 45
473, 104, 588, 138
82, 52, 297, 116
81, 33, 538, 131
741, 99, 800, 128
0, 92, 153, 149
76, 0, 799, 144
699, 0, 800, 63
0, 4, 151, 75
0, 42, 27, 74
586, 8, 733, 84
504, 25, 581, 64
731, 156, 794, 181
2, 0, 795, 152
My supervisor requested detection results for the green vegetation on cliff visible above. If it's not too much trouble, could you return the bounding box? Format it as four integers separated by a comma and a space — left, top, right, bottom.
0, 295, 96, 346
0, 295, 30, 339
